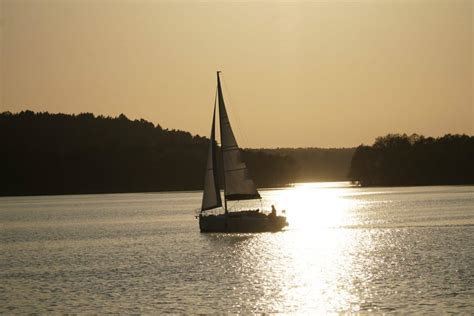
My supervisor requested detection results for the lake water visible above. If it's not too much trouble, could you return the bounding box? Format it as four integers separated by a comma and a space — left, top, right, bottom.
1, 183, 473, 313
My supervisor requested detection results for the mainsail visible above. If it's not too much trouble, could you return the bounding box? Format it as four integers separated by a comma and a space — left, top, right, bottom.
217, 73, 261, 201
201, 102, 222, 211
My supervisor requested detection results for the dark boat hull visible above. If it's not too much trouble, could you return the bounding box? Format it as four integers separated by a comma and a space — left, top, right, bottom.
199, 212, 288, 233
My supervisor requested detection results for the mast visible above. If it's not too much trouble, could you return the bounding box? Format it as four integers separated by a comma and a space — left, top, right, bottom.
217, 71, 228, 215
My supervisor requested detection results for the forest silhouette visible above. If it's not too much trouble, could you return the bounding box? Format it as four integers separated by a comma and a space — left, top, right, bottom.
348, 133, 474, 186
1, 111, 472, 196
0, 111, 352, 196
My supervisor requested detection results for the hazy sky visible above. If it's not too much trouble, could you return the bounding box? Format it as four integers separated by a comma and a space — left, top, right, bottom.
1, 0, 472, 148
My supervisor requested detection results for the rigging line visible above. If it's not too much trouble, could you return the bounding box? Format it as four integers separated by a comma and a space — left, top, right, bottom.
220, 73, 252, 150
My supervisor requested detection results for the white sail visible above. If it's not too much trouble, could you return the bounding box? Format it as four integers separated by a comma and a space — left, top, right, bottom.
201, 103, 222, 211
217, 73, 261, 201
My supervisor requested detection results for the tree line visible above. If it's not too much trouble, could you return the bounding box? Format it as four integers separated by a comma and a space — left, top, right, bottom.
1, 111, 352, 196
252, 147, 355, 182
348, 133, 474, 186
2, 112, 470, 196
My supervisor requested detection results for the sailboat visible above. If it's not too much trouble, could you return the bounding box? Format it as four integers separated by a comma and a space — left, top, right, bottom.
198, 71, 288, 233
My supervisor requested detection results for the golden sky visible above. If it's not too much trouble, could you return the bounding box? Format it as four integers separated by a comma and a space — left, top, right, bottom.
0, 0, 472, 148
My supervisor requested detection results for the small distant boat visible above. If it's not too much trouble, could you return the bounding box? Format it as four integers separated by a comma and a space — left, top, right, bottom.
198, 72, 288, 233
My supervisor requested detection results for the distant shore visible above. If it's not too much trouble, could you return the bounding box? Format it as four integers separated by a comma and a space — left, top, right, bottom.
3, 181, 474, 199
1, 111, 472, 197
348, 134, 474, 187
0, 111, 352, 197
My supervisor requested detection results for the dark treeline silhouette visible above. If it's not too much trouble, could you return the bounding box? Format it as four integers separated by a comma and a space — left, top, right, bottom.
348, 133, 474, 186
248, 148, 354, 182
0, 111, 305, 196
4, 112, 469, 195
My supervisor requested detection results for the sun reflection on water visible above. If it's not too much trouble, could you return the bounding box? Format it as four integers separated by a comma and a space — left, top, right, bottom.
265, 182, 361, 231
216, 183, 474, 313
211, 182, 410, 312
243, 182, 378, 312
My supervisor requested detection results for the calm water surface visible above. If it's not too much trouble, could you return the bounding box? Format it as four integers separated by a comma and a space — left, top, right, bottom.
1, 183, 473, 313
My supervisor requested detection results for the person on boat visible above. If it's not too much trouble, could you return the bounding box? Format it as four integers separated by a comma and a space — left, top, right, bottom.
270, 205, 277, 217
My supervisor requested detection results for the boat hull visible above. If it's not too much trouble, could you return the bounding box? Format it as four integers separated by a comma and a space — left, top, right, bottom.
199, 212, 288, 233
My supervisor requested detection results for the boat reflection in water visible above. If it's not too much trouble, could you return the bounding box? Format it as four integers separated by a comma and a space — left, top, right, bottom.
200, 182, 474, 313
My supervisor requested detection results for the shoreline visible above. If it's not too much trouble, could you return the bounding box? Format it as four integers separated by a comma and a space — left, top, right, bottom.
2, 181, 474, 199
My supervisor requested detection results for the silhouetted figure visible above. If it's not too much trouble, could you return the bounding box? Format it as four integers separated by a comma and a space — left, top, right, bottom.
270, 205, 277, 218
